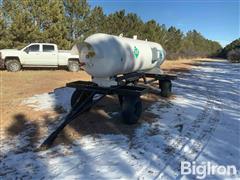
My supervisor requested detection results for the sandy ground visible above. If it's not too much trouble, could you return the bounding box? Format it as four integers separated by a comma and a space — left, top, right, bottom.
1, 58, 239, 179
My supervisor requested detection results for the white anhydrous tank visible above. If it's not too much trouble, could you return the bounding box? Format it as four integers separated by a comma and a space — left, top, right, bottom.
72, 33, 166, 78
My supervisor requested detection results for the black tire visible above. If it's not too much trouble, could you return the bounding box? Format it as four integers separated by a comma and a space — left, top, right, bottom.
71, 90, 93, 111
68, 61, 80, 72
121, 95, 142, 124
159, 80, 172, 97
5, 59, 21, 72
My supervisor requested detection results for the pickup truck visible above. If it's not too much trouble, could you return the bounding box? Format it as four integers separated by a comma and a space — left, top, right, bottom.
0, 43, 80, 72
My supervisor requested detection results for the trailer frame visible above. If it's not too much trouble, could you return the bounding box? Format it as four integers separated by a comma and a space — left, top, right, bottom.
66, 72, 176, 95
40, 72, 176, 149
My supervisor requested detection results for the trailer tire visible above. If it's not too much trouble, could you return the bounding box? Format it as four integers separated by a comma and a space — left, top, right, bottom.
5, 59, 21, 72
71, 90, 93, 111
68, 61, 80, 72
160, 80, 172, 97
121, 95, 142, 124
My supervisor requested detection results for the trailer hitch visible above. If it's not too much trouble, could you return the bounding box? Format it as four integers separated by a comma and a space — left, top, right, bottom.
40, 92, 106, 149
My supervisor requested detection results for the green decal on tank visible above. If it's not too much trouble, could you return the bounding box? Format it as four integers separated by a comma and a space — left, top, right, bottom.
133, 46, 139, 58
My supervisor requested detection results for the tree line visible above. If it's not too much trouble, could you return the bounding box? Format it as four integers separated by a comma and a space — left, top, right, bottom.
0, 0, 222, 59
218, 39, 240, 63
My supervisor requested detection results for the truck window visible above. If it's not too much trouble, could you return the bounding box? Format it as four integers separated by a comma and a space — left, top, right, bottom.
43, 45, 55, 52
28, 45, 40, 52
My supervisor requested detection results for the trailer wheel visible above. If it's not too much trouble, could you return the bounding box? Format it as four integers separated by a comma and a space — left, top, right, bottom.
5, 59, 21, 72
68, 61, 80, 72
121, 95, 142, 124
159, 80, 172, 97
71, 90, 93, 111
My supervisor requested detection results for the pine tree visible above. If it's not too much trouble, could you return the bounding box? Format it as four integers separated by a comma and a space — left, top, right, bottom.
103, 10, 144, 39
1, 0, 40, 48
2, 0, 71, 49
141, 20, 168, 46
122, 13, 143, 38
40, 0, 70, 49
0, 4, 12, 48
104, 10, 128, 35
165, 26, 183, 58
221, 38, 240, 58
85, 6, 106, 37
63, 0, 90, 42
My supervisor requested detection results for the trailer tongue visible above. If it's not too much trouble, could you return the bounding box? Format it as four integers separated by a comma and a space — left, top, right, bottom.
40, 92, 105, 149
40, 73, 176, 149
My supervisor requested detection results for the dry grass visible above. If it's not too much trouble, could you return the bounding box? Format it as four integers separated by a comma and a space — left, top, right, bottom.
1, 70, 90, 129
162, 59, 198, 72
0, 58, 208, 147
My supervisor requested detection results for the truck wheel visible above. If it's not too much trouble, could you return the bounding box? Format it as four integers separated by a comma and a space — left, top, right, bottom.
159, 80, 172, 97
71, 90, 93, 112
121, 95, 142, 124
5, 60, 21, 72
68, 61, 80, 72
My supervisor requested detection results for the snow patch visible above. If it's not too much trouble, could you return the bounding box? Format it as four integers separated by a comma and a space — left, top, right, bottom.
21, 87, 74, 111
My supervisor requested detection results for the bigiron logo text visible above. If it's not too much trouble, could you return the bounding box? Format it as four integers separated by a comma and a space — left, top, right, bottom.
181, 161, 237, 179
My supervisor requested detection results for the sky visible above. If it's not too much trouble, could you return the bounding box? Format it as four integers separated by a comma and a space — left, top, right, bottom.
88, 0, 240, 47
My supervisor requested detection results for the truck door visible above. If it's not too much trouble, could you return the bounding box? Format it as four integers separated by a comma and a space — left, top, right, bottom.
41, 45, 58, 66
23, 44, 42, 65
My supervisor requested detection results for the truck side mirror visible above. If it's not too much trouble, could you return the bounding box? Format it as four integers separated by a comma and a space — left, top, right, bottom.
24, 48, 29, 54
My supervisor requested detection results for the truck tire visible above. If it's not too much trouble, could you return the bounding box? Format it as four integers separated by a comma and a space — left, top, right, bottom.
159, 80, 172, 97
5, 59, 21, 72
71, 90, 93, 112
121, 95, 142, 124
68, 61, 80, 72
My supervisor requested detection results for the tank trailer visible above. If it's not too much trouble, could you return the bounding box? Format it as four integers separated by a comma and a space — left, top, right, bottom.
41, 33, 176, 148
